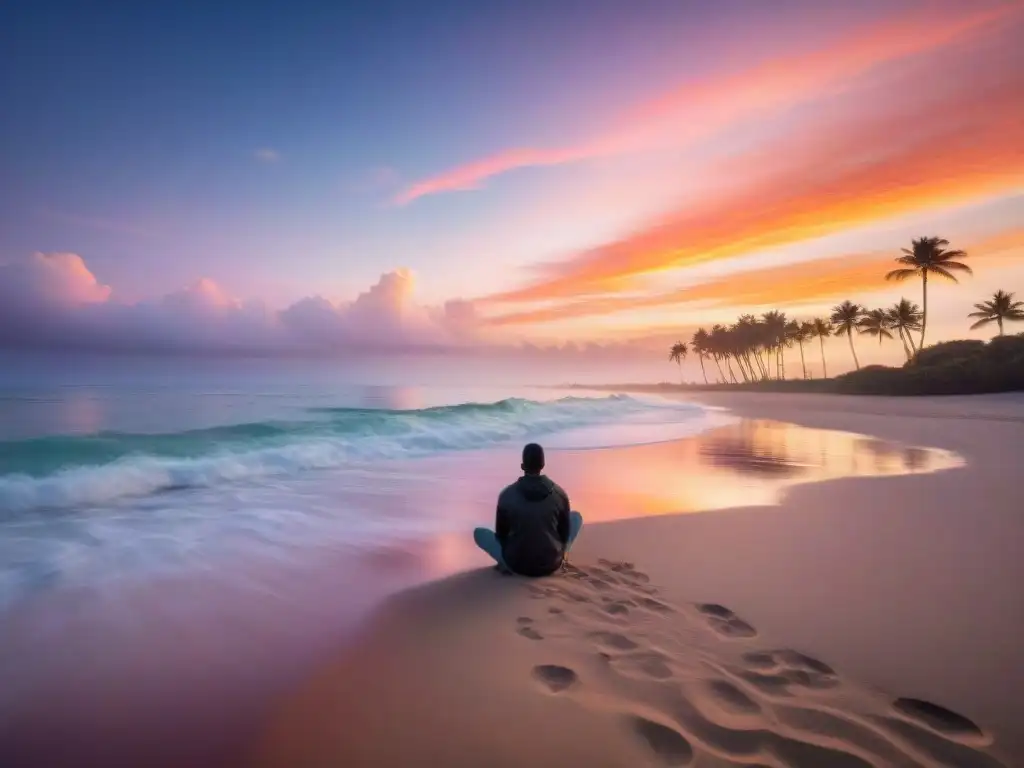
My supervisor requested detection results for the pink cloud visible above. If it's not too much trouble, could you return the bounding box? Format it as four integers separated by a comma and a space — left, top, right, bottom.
0, 254, 661, 361
394, 4, 1015, 204
0, 255, 484, 354
0, 252, 112, 307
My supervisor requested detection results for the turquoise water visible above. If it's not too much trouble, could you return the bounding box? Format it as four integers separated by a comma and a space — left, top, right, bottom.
0, 355, 722, 607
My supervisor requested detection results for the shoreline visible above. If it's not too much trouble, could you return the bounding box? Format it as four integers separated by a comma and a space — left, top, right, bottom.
252, 392, 1024, 766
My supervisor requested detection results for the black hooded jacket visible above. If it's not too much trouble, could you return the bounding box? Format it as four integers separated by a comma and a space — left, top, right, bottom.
495, 474, 571, 577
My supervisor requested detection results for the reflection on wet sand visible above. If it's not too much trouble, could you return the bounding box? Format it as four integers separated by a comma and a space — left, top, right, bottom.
555, 419, 961, 522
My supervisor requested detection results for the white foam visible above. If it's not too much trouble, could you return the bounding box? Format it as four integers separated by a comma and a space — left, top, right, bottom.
0, 395, 716, 513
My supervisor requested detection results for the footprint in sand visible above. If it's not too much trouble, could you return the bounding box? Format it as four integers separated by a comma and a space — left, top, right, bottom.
638, 596, 673, 614
893, 697, 984, 740
628, 716, 694, 766
532, 664, 578, 693
735, 648, 838, 695
588, 631, 639, 651
707, 679, 762, 714
597, 558, 653, 587
517, 625, 544, 640
608, 650, 674, 681
775, 649, 835, 676
602, 599, 632, 616
697, 603, 758, 638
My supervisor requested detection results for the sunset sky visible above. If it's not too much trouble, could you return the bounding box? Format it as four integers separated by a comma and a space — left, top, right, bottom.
2, 0, 1023, 371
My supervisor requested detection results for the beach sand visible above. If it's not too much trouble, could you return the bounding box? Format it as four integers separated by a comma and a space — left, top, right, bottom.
253, 393, 1023, 768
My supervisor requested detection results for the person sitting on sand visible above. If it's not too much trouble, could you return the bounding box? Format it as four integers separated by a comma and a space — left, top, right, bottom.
474, 443, 583, 577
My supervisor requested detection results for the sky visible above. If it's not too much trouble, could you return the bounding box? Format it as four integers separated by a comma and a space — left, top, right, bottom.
2, 0, 1023, 375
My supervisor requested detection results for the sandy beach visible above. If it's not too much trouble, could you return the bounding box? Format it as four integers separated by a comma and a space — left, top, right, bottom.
253, 393, 1024, 768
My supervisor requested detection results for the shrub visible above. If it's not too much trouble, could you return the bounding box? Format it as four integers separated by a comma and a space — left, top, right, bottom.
911, 340, 986, 368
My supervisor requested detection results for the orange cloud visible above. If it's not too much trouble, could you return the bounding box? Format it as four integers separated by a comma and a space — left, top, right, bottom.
482, 62, 1024, 305
395, 4, 1016, 204
486, 228, 1024, 327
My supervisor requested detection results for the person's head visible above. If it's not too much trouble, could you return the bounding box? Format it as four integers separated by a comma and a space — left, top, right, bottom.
521, 443, 545, 475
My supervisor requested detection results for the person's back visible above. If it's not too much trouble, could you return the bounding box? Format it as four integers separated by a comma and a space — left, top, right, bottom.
473, 443, 582, 577
496, 471, 570, 577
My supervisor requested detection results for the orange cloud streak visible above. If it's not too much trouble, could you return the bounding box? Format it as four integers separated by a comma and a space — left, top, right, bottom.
485, 228, 1024, 327
483, 66, 1024, 305
395, 5, 1016, 204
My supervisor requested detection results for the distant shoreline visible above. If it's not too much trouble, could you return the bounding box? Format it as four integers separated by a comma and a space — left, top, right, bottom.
557, 334, 1024, 397
563, 336, 1024, 397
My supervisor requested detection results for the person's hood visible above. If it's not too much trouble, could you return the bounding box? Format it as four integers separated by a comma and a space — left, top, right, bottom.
516, 474, 555, 501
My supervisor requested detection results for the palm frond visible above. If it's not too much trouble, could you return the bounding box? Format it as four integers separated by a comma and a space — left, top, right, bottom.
936, 259, 972, 274
970, 317, 995, 330
929, 265, 965, 283
885, 268, 917, 281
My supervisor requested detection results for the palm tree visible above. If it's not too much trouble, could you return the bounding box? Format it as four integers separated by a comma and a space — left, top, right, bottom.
668, 341, 688, 382
831, 301, 864, 370
709, 325, 730, 383
762, 311, 787, 379
735, 315, 766, 380
690, 328, 710, 385
968, 290, 1024, 336
810, 318, 832, 378
885, 236, 971, 348
792, 321, 814, 379
858, 308, 894, 346
724, 323, 750, 382
886, 298, 923, 360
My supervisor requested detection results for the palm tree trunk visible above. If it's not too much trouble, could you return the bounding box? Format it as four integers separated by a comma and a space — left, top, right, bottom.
798, 341, 807, 379
897, 329, 913, 362
676, 360, 683, 384
746, 354, 758, 381
848, 333, 860, 370
698, 355, 708, 385
725, 358, 738, 384
998, 317, 1004, 336
712, 356, 726, 383
818, 335, 827, 379
741, 356, 757, 382
906, 328, 917, 356
919, 272, 928, 349
755, 351, 768, 379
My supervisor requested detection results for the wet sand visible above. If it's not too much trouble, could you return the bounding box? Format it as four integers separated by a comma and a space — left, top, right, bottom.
253, 393, 1023, 767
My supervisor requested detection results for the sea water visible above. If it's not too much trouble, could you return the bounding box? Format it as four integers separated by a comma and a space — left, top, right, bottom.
0, 355, 724, 609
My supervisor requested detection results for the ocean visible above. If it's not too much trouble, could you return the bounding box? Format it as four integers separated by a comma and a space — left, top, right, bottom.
0, 355, 724, 607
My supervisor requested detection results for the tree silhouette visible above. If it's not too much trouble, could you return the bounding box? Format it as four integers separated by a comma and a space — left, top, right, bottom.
668, 341, 688, 383
968, 290, 1024, 336
831, 301, 865, 370
690, 328, 710, 384
886, 298, 923, 360
858, 308, 894, 346
885, 236, 970, 348
809, 318, 832, 378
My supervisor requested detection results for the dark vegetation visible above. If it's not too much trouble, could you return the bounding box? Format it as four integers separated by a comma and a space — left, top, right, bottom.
656, 237, 1024, 396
